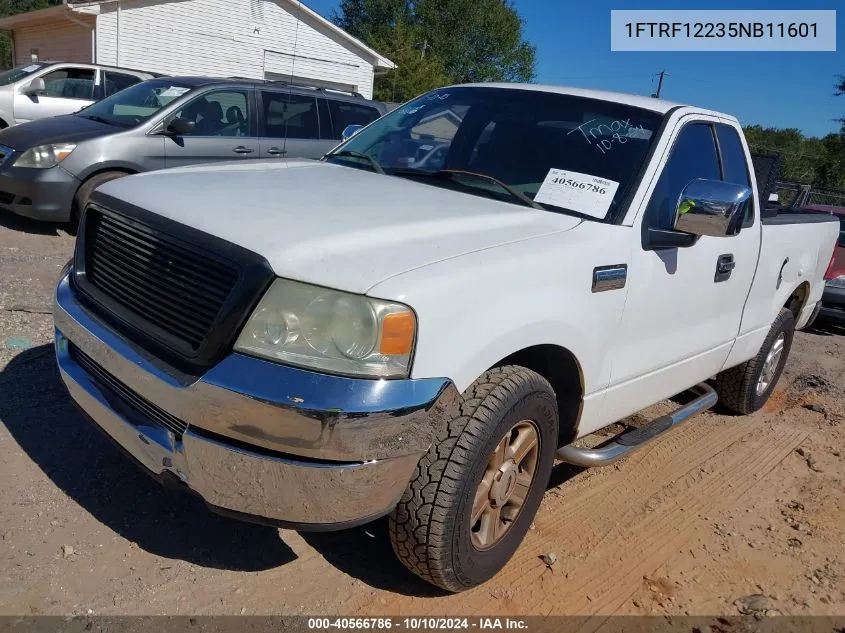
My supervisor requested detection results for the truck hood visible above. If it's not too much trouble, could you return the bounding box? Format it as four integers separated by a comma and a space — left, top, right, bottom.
97, 160, 582, 294
0, 114, 114, 150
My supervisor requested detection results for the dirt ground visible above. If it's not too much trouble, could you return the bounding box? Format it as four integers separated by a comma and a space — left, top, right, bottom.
1, 211, 844, 618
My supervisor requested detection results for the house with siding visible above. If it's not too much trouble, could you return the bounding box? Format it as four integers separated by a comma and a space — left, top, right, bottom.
0, 0, 394, 99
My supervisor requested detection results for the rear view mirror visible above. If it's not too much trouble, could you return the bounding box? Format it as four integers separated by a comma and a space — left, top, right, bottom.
22, 77, 45, 96
674, 179, 753, 238
341, 124, 363, 141
166, 117, 195, 136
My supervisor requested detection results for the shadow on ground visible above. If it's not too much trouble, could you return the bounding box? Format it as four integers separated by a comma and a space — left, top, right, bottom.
0, 345, 295, 572
0, 210, 67, 236
807, 317, 845, 337
0, 345, 456, 595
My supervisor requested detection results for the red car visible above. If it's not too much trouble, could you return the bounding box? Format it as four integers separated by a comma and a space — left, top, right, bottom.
804, 205, 845, 323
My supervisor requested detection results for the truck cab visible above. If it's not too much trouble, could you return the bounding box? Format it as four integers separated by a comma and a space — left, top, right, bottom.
52, 84, 840, 592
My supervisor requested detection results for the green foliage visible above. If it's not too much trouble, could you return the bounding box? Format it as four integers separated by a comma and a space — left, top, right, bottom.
334, 0, 535, 102
744, 125, 845, 190
369, 21, 450, 103
0, 0, 63, 69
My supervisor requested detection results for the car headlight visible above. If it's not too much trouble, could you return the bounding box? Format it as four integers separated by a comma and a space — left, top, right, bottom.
235, 278, 416, 378
827, 275, 845, 289
13, 143, 77, 168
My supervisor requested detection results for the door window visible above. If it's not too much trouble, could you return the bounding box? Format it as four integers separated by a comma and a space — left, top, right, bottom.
645, 123, 721, 230
261, 92, 319, 139
171, 90, 251, 137
41, 68, 95, 100
104, 71, 142, 96
716, 124, 754, 228
327, 100, 380, 138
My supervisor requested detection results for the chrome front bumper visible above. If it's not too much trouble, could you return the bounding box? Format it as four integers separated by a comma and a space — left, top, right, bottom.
54, 272, 456, 528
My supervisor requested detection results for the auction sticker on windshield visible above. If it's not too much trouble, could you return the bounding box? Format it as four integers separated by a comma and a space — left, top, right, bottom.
535, 169, 619, 219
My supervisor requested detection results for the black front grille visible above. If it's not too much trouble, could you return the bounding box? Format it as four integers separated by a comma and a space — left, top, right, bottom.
84, 209, 239, 351
73, 197, 274, 371
69, 343, 189, 437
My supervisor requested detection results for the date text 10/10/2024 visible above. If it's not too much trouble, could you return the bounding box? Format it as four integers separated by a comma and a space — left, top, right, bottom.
307, 618, 529, 630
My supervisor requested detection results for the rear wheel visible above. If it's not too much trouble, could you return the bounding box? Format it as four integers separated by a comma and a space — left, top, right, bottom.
715, 308, 795, 414
70, 171, 130, 231
389, 366, 558, 592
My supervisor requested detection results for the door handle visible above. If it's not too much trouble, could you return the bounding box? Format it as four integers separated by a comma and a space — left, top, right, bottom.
267, 147, 287, 156
715, 254, 735, 283
232, 146, 255, 154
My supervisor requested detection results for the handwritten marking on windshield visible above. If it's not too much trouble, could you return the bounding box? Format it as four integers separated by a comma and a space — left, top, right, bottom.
568, 118, 649, 155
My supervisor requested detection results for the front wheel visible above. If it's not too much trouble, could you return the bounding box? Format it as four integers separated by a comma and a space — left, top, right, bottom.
715, 308, 795, 414
389, 366, 558, 592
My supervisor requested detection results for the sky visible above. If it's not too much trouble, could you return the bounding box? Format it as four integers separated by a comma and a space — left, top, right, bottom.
305, 0, 844, 138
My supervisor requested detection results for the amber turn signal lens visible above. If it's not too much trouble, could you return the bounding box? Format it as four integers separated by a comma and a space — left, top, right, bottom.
380, 311, 415, 355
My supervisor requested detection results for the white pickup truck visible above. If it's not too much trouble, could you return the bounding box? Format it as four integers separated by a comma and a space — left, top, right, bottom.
54, 84, 840, 592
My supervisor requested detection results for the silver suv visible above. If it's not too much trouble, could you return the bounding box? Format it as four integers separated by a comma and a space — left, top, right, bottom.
0, 76, 386, 224
0, 61, 157, 128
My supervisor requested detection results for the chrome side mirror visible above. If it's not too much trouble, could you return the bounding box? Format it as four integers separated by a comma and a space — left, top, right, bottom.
674, 178, 752, 238
341, 124, 363, 141
23, 77, 45, 96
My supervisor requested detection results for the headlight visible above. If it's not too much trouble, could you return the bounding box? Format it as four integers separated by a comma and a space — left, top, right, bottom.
13, 143, 77, 168
828, 275, 845, 289
235, 278, 416, 378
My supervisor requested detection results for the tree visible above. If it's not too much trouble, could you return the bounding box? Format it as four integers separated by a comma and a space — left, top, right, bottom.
414, 0, 535, 83
369, 20, 450, 103
334, 0, 536, 101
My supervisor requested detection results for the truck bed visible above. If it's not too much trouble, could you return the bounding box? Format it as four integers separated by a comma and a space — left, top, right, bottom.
762, 212, 840, 226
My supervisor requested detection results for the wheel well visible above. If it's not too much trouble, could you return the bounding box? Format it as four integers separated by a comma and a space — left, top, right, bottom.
496, 344, 583, 447
72, 168, 136, 211
784, 282, 810, 322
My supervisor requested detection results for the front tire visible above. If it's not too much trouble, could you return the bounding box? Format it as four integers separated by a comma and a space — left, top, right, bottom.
389, 366, 558, 592
715, 308, 795, 414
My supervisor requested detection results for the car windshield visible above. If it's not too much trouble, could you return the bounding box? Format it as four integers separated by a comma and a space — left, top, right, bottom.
75, 79, 195, 128
0, 62, 47, 86
325, 87, 664, 221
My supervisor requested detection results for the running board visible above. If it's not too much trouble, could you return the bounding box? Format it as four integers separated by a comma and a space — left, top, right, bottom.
556, 383, 718, 468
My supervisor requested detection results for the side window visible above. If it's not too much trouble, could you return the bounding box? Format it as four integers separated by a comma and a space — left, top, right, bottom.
104, 71, 142, 97
645, 123, 721, 230
716, 124, 755, 228
327, 100, 380, 138
261, 92, 319, 139
40, 67, 95, 100
171, 90, 251, 137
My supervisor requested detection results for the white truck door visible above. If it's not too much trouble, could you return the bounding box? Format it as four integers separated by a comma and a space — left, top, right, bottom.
604, 118, 761, 423
13, 66, 97, 123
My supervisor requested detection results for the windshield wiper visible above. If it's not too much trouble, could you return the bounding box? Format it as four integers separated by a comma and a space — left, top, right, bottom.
327, 150, 385, 175
77, 114, 117, 126
392, 168, 544, 211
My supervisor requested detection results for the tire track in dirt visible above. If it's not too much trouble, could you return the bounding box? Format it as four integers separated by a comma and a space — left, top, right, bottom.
356, 415, 805, 617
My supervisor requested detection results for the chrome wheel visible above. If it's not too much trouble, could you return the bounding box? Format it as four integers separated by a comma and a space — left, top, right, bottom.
756, 332, 786, 396
470, 420, 540, 550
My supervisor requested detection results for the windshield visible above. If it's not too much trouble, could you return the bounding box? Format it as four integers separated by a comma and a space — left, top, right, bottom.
75, 79, 195, 128
326, 87, 663, 221
0, 62, 46, 87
